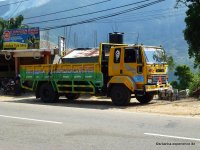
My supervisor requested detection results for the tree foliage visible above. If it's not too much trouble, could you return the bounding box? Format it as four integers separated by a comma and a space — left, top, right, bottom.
0, 15, 24, 49
174, 65, 193, 90
189, 72, 200, 97
165, 55, 175, 72
160, 49, 175, 71
170, 80, 179, 89
176, 0, 200, 68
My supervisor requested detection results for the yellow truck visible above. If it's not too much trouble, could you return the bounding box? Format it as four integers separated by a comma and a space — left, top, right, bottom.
20, 43, 170, 106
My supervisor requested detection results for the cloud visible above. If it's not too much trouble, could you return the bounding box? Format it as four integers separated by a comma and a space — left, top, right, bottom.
2, 0, 51, 18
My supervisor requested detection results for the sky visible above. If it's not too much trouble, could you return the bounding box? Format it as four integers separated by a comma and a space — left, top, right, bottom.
0, 0, 50, 18
0, 0, 187, 47
0, 0, 187, 49
0, 0, 182, 20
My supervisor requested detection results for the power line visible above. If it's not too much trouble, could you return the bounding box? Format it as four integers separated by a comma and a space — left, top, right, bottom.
24, 0, 112, 20
94, 8, 185, 24
0, 0, 29, 8
26, 0, 154, 25
100, 8, 185, 22
107, 6, 186, 20
41, 0, 165, 30
9, 1, 23, 18
42, 0, 164, 30
97, 12, 184, 23
85, 4, 186, 24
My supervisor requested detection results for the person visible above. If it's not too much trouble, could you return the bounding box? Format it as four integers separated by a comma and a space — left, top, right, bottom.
14, 74, 21, 96
27, 36, 34, 49
167, 85, 174, 101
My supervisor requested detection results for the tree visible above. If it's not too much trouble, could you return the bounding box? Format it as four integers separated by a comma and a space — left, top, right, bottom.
160, 49, 175, 71
165, 55, 175, 72
189, 72, 200, 97
174, 65, 193, 90
176, 0, 200, 68
0, 15, 24, 49
170, 80, 179, 89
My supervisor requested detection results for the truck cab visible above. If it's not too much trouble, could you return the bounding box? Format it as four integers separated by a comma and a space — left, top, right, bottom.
106, 44, 170, 105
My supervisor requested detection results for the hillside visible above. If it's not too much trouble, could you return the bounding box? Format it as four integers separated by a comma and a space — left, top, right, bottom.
0, 0, 194, 70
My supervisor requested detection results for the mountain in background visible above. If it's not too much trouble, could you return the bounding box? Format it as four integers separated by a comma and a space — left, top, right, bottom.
0, 0, 194, 79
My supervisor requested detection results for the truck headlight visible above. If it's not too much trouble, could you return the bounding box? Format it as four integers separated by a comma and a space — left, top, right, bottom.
147, 78, 153, 84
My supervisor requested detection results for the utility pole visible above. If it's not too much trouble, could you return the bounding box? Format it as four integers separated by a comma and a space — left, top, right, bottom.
93, 30, 97, 47
136, 33, 140, 44
47, 29, 50, 49
74, 32, 76, 48
67, 26, 71, 48
95, 30, 97, 47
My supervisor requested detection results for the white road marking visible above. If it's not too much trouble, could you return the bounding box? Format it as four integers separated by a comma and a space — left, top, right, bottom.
0, 115, 63, 124
144, 133, 200, 142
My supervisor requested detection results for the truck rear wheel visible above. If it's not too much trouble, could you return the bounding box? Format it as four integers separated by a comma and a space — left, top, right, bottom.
136, 93, 154, 104
110, 85, 131, 106
39, 83, 58, 103
65, 93, 80, 100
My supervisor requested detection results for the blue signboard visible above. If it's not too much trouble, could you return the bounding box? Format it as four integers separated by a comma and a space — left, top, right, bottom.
3, 27, 40, 50
133, 75, 144, 83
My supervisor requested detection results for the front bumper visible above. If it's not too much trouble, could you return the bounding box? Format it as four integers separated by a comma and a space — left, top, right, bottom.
145, 84, 170, 92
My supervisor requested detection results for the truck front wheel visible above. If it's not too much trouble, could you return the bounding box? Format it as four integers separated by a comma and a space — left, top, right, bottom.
110, 85, 131, 106
39, 83, 58, 103
136, 93, 154, 104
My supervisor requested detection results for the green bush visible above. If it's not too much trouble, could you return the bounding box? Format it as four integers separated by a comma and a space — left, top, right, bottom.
189, 74, 200, 97
170, 80, 179, 89
174, 65, 193, 90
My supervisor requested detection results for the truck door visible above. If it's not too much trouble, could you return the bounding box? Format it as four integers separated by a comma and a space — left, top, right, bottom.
122, 48, 138, 77
108, 47, 143, 77
108, 47, 122, 76
122, 47, 144, 84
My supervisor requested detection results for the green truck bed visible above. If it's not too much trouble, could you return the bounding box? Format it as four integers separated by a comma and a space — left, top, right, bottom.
20, 63, 103, 94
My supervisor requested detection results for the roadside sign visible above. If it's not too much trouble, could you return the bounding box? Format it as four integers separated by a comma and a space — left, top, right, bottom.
3, 27, 40, 50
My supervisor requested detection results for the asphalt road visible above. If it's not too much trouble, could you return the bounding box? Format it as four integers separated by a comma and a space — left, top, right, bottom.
0, 97, 199, 150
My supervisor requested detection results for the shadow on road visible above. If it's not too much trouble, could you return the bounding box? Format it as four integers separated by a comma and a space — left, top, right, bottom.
0, 93, 158, 110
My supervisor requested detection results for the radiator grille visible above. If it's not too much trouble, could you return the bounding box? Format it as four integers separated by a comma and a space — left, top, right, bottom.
152, 75, 167, 84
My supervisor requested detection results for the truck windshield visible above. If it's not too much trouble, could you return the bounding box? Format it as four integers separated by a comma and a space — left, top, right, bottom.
144, 47, 166, 64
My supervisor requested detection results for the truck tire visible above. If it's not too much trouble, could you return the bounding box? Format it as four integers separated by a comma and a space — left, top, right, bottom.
39, 83, 58, 103
110, 85, 131, 106
65, 93, 80, 100
136, 93, 154, 104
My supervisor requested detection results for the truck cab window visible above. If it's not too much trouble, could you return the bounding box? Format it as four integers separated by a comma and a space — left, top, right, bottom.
124, 48, 136, 63
114, 48, 121, 63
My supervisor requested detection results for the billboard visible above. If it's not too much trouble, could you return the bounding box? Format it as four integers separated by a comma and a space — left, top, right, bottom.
3, 27, 40, 50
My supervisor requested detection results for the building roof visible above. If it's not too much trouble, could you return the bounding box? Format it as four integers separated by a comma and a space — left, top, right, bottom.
63, 48, 99, 58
